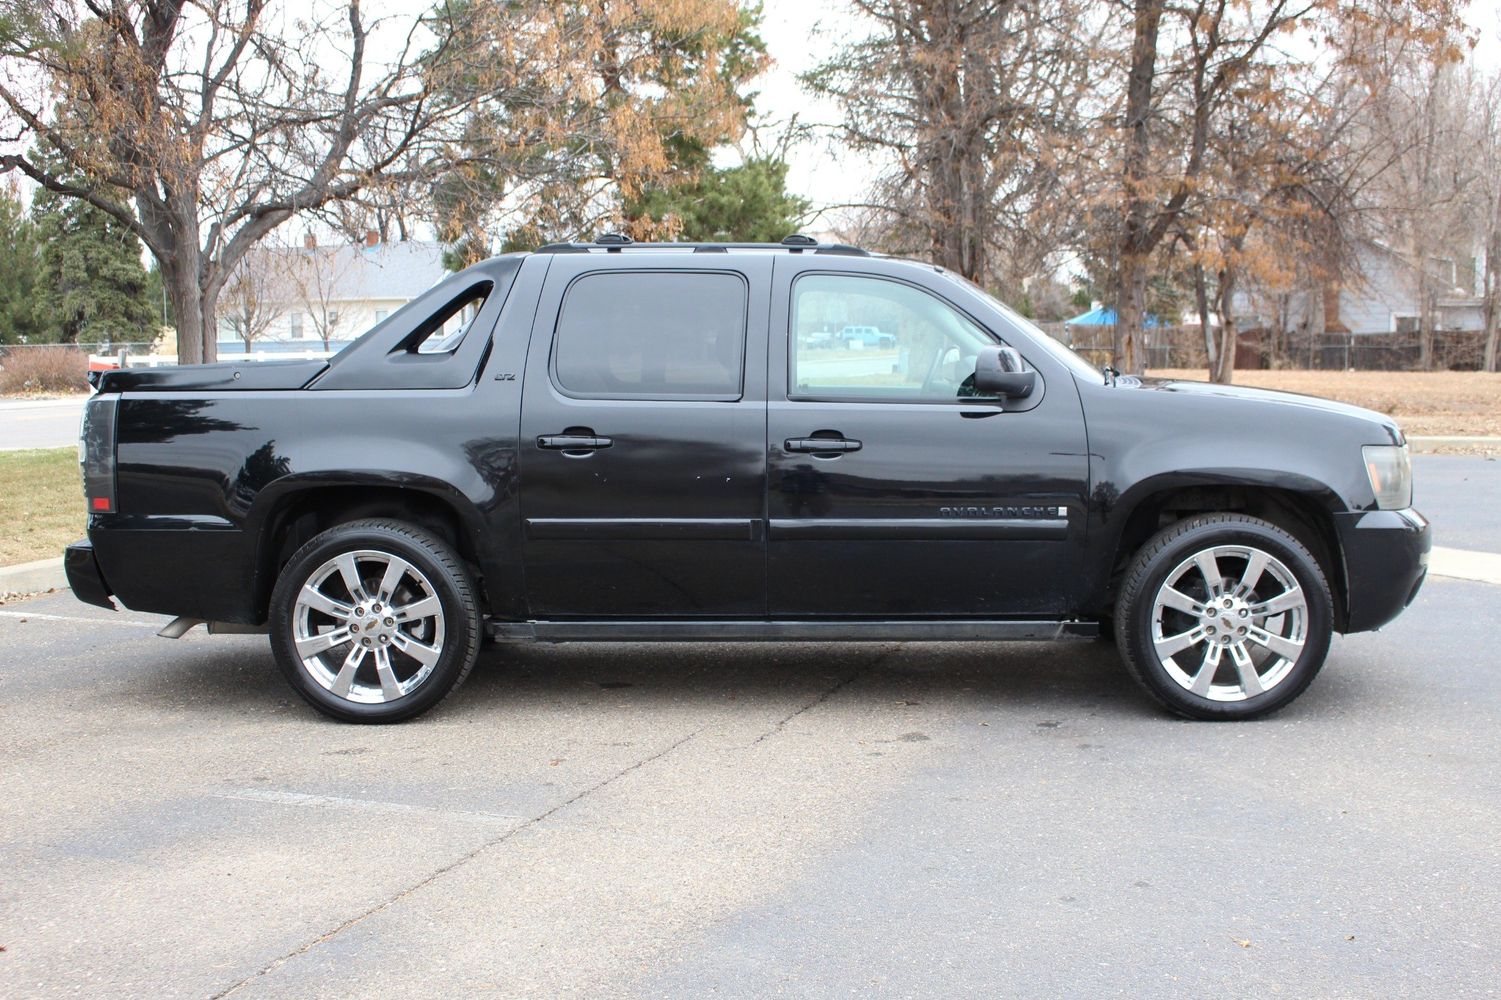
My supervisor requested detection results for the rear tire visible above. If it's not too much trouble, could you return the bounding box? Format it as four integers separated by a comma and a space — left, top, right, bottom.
1115, 513, 1332, 720
268, 519, 481, 723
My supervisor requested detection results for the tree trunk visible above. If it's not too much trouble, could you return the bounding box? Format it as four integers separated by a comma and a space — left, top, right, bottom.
166, 258, 206, 365
1417, 270, 1435, 371
140, 196, 220, 366
1114, 0, 1164, 377
1212, 266, 1237, 384
1194, 261, 1214, 373
1484, 232, 1500, 372
1116, 250, 1149, 374
1484, 299, 1498, 373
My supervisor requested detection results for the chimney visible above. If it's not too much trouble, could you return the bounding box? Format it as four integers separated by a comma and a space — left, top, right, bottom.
365, 230, 379, 248
303, 232, 317, 249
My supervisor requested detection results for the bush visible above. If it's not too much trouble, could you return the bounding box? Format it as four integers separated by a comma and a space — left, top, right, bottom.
0, 345, 90, 395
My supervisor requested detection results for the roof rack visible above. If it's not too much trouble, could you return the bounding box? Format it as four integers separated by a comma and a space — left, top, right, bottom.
535, 232, 870, 257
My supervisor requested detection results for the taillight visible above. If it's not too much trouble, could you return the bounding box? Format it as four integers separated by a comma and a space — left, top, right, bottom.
81, 394, 118, 515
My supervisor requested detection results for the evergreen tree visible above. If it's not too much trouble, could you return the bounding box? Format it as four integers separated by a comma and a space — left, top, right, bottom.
0, 182, 42, 344
31, 176, 155, 344
625, 157, 812, 243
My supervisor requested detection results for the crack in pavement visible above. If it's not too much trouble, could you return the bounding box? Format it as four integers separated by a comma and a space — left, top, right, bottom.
750, 643, 901, 747
209, 644, 902, 997
208, 726, 703, 999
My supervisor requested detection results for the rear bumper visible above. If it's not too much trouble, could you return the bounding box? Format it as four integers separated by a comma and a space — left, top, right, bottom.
64, 539, 116, 610
1335, 507, 1430, 632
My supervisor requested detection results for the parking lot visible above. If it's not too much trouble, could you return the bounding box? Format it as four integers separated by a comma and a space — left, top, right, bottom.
2, 456, 1498, 999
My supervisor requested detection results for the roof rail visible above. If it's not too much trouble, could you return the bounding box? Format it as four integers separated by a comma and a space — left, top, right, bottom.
535, 232, 870, 257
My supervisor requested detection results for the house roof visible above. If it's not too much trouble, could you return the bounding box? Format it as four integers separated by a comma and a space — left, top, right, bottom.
280, 240, 448, 303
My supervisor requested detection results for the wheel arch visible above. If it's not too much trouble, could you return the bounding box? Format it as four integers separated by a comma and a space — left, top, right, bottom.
1100, 472, 1350, 630
246, 475, 491, 624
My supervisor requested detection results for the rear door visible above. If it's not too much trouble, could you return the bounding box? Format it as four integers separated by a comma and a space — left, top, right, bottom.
518, 253, 770, 617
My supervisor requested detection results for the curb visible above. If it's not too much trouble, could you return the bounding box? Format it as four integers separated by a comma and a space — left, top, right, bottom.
1410, 436, 1501, 453
1428, 547, 1501, 587
0, 557, 68, 598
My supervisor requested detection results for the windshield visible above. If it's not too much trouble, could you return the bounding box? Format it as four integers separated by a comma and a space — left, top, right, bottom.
934, 269, 1102, 381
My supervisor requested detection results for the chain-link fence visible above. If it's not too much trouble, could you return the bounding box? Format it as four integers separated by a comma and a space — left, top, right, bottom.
1037, 323, 1491, 372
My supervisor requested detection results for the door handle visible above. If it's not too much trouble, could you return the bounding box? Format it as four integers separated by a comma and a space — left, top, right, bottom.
785, 436, 862, 454
538, 433, 613, 451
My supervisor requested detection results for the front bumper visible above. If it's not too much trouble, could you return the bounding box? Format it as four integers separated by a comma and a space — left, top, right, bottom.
1334, 507, 1430, 632
64, 539, 116, 610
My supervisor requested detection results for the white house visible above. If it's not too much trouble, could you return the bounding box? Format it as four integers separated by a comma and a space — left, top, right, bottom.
1235, 239, 1485, 339
218, 234, 449, 350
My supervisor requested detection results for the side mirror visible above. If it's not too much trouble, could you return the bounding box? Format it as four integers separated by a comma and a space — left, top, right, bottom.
973, 346, 1036, 399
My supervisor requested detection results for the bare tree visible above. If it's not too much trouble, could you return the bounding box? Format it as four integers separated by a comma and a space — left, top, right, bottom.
1, 1, 761, 364
1108, 0, 1469, 374
1348, 44, 1477, 369
1476, 70, 1501, 372
219, 246, 293, 352
287, 242, 357, 352
0, 0, 484, 364
805, 0, 1101, 292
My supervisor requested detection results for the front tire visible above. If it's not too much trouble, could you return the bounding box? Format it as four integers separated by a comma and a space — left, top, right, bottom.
269, 519, 482, 723
1115, 513, 1333, 720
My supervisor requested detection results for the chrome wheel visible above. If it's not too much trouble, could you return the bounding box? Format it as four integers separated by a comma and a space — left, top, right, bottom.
292, 549, 446, 704
1150, 543, 1308, 702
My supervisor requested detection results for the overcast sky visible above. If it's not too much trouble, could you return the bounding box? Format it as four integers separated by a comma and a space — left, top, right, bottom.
751, 0, 868, 223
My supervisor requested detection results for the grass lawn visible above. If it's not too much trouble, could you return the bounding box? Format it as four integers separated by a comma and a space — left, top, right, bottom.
0, 447, 83, 567
1148, 369, 1501, 439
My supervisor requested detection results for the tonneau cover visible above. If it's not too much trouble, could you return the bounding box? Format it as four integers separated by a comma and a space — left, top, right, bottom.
94, 359, 328, 394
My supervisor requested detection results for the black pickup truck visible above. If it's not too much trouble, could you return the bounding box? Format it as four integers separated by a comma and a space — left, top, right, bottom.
67, 236, 1430, 723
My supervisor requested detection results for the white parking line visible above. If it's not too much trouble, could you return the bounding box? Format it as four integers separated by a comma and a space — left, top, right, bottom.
211, 787, 526, 825
1429, 546, 1501, 587
0, 609, 163, 628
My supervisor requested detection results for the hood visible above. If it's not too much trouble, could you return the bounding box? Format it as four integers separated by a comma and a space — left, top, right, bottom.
1126, 376, 1405, 442
94, 359, 329, 394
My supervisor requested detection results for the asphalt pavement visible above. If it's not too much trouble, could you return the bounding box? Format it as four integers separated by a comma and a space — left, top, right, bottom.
0, 397, 86, 451
1, 457, 1498, 998
1415, 454, 1500, 554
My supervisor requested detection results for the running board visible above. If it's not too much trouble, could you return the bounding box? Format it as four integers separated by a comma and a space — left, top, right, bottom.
487, 619, 1099, 643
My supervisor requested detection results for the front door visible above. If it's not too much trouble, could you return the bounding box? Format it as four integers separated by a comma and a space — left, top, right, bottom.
519, 255, 770, 618
766, 260, 1090, 617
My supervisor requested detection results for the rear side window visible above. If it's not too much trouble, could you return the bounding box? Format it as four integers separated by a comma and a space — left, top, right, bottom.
414, 284, 490, 354
553, 271, 747, 399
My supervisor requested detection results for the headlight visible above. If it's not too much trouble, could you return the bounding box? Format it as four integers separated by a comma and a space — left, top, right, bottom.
1362, 444, 1411, 510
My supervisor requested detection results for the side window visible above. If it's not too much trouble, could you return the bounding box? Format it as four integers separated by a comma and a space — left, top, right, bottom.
553, 271, 747, 399
791, 274, 998, 402
414, 284, 491, 354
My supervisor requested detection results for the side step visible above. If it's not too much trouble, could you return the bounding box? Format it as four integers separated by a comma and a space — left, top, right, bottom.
487, 619, 1100, 643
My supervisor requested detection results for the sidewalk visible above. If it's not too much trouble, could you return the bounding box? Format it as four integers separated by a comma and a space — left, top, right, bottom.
0, 395, 89, 410
0, 558, 67, 600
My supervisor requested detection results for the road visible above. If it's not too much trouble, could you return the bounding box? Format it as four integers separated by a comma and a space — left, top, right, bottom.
0, 397, 86, 451
1, 456, 1498, 998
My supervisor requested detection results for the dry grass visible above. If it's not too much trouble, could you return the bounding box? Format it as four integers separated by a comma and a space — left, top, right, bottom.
0, 346, 90, 396
1148, 369, 1501, 439
0, 448, 84, 567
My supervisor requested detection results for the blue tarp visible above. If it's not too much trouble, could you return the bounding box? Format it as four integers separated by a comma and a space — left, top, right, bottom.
1064, 306, 1161, 327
